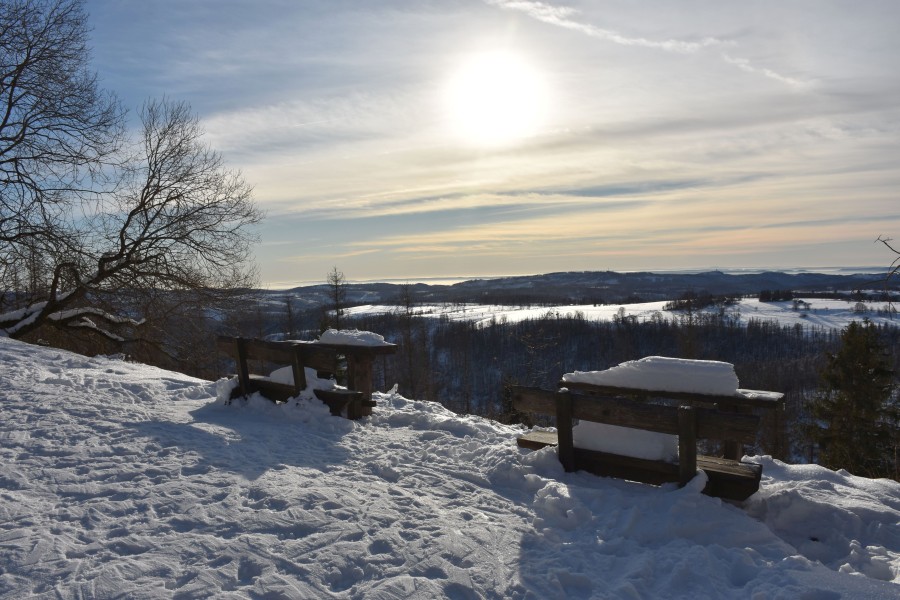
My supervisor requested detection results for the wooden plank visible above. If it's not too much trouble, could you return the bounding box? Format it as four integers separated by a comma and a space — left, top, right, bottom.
516, 429, 760, 500
346, 355, 375, 416
573, 448, 680, 486
698, 456, 762, 501
556, 391, 575, 472
510, 386, 558, 415
241, 339, 296, 364
561, 381, 784, 410
219, 337, 344, 373
246, 376, 296, 402
512, 386, 758, 444
310, 342, 398, 357
314, 389, 364, 418
570, 394, 682, 435
586, 397, 758, 443
516, 430, 758, 478
574, 449, 760, 500
216, 336, 236, 354
294, 344, 341, 373
290, 347, 307, 394
516, 430, 559, 450
678, 405, 697, 487
235, 338, 250, 397
694, 409, 759, 445
722, 404, 751, 460
697, 455, 761, 476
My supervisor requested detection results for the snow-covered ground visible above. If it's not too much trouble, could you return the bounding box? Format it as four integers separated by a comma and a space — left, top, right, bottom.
344, 297, 898, 330
1, 336, 899, 599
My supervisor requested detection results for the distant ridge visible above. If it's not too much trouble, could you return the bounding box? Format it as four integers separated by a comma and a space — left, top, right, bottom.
264, 269, 895, 307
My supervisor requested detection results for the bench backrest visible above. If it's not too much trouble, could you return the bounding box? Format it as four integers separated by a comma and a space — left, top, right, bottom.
217, 336, 342, 394
511, 386, 759, 444
511, 385, 761, 485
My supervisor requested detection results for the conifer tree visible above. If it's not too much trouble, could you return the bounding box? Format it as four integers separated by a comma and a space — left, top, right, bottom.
807, 320, 898, 479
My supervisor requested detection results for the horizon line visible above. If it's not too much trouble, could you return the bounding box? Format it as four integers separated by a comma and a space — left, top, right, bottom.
262, 265, 889, 290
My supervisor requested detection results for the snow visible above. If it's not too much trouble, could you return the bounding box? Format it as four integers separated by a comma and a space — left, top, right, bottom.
316, 329, 390, 346
344, 297, 899, 330
268, 365, 342, 392
573, 422, 679, 462
1, 336, 899, 598
562, 356, 741, 396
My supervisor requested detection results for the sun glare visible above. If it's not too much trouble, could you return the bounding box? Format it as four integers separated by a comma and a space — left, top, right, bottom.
444, 50, 548, 146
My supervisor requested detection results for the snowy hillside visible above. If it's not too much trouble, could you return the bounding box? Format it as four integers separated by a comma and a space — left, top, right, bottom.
1, 337, 899, 599
345, 297, 898, 330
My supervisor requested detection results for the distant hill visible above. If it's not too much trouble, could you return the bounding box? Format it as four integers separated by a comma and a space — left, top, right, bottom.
266, 269, 894, 308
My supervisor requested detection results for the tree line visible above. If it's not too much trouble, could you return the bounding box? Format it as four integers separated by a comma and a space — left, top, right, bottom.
220, 294, 892, 475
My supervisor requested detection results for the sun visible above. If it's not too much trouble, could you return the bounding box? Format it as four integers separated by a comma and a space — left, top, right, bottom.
443, 50, 548, 146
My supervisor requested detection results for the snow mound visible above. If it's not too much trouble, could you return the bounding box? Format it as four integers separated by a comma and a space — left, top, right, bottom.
746, 457, 900, 583
317, 328, 389, 346
563, 355, 740, 396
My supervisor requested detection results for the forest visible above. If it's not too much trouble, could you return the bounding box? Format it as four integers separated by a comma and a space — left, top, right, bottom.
212, 292, 899, 472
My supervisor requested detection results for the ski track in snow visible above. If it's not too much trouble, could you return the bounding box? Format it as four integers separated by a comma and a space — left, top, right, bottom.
0, 337, 898, 599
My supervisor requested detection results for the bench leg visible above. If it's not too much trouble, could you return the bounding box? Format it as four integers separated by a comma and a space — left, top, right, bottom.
234, 338, 251, 397
347, 355, 375, 416
556, 391, 576, 472
723, 405, 751, 460
346, 396, 362, 420
678, 405, 697, 487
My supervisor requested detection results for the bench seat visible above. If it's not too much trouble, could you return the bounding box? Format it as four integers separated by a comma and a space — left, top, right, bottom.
228, 374, 371, 418
516, 430, 762, 501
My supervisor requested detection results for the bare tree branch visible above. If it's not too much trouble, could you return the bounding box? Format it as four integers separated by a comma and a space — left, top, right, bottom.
1, 0, 124, 247
0, 2, 260, 369
876, 235, 900, 281
1, 97, 261, 341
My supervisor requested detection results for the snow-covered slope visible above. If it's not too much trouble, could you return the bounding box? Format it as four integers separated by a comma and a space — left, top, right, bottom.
344, 297, 898, 330
1, 337, 898, 599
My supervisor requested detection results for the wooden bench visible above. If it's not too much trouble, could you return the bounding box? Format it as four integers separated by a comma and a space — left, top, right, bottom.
511, 384, 783, 501
217, 336, 371, 419
562, 381, 785, 461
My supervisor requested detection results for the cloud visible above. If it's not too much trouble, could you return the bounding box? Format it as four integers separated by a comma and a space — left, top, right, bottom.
485, 0, 723, 53
485, 0, 811, 88
722, 54, 812, 89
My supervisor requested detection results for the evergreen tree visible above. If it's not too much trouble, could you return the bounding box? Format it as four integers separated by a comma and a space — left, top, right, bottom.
806, 320, 898, 479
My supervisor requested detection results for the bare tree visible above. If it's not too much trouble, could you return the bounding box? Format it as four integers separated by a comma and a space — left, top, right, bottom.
396, 283, 427, 399
0, 98, 262, 346
878, 235, 899, 284
1, 0, 124, 254
326, 266, 347, 330
284, 295, 297, 339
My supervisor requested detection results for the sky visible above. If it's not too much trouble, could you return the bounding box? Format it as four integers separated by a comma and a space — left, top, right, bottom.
84, 0, 900, 288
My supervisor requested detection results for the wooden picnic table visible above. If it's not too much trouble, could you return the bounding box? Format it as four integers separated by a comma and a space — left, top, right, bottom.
217, 336, 397, 419
513, 382, 785, 501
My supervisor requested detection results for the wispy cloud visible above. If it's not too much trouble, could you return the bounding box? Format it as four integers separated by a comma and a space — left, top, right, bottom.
486, 0, 810, 88
722, 53, 812, 89
485, 0, 722, 53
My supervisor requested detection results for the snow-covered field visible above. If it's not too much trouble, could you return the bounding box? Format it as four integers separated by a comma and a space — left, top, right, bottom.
1, 336, 899, 599
345, 297, 898, 330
